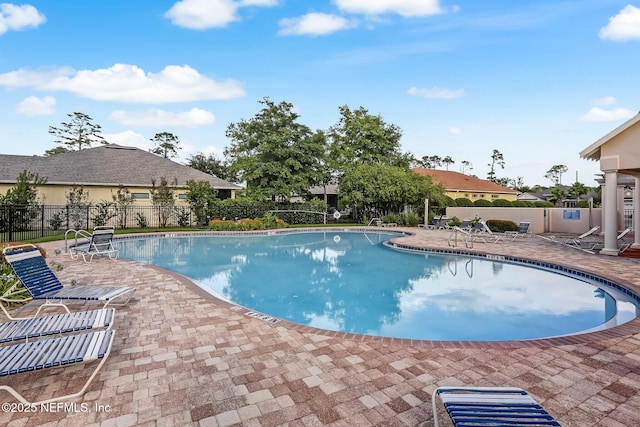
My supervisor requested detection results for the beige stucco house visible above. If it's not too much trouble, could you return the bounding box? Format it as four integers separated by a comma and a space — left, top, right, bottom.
580, 112, 640, 255
413, 168, 518, 202
0, 144, 242, 206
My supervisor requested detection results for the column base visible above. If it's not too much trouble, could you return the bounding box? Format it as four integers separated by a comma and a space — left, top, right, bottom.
599, 248, 620, 256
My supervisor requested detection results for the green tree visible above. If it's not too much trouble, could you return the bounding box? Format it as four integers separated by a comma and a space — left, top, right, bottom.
111, 185, 135, 229
44, 146, 70, 156
544, 164, 569, 186
414, 155, 442, 169
568, 182, 589, 200
549, 187, 566, 207
185, 180, 218, 226
487, 149, 505, 183
339, 164, 443, 219
225, 97, 327, 200
442, 156, 454, 170
187, 152, 236, 182
150, 177, 177, 227
327, 105, 408, 170
150, 132, 181, 159
48, 112, 106, 151
1, 170, 48, 231
460, 160, 473, 174
3, 170, 47, 205
66, 185, 91, 229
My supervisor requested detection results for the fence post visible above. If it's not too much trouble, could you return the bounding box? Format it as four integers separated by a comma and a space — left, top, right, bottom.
40, 205, 45, 238
8, 205, 13, 242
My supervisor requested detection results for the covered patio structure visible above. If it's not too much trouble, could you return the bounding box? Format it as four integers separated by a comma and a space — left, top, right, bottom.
581, 112, 640, 255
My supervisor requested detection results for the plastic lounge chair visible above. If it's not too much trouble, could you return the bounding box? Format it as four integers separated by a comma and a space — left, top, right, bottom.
505, 221, 531, 240
70, 226, 119, 262
3, 244, 135, 310
0, 329, 114, 405
0, 308, 114, 343
616, 228, 633, 253
562, 226, 601, 252
432, 386, 561, 427
474, 220, 504, 243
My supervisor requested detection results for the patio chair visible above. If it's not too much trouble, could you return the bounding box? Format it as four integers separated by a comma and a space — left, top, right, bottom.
505, 221, 532, 240
0, 308, 114, 343
0, 329, 114, 405
2, 244, 135, 312
473, 220, 504, 243
562, 226, 601, 252
432, 386, 561, 427
70, 226, 118, 262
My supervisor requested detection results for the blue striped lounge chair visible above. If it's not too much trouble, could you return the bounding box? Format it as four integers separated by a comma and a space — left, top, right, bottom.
0, 308, 114, 343
0, 329, 115, 405
3, 244, 134, 311
432, 386, 561, 426
69, 226, 118, 262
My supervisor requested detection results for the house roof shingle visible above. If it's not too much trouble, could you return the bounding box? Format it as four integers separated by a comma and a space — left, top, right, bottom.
413, 168, 518, 194
0, 144, 242, 190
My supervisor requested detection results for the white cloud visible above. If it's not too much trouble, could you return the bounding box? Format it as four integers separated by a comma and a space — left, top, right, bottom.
165, 0, 278, 29
449, 126, 462, 135
279, 13, 358, 36
599, 5, 640, 41
0, 64, 246, 103
239, 0, 278, 6
333, 0, 443, 17
579, 107, 636, 122
16, 95, 55, 116
102, 130, 150, 150
591, 96, 617, 106
0, 3, 46, 35
109, 107, 215, 128
407, 86, 465, 99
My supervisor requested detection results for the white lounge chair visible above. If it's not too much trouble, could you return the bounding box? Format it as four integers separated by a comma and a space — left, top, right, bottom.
562, 226, 601, 253
3, 244, 134, 312
505, 221, 532, 240
70, 226, 119, 262
0, 308, 114, 342
432, 386, 561, 427
0, 329, 114, 405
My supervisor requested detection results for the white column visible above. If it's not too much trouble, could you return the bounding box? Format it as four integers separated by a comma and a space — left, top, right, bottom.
633, 177, 640, 248
600, 170, 619, 256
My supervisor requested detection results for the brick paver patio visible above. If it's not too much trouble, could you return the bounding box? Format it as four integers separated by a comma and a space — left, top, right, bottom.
1, 228, 640, 426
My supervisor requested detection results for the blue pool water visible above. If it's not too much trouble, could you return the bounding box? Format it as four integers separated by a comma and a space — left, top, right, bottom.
116, 231, 639, 341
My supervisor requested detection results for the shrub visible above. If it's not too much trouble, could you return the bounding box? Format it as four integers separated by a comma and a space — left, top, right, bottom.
400, 212, 421, 227
382, 214, 399, 224
486, 219, 518, 232
473, 199, 492, 207
534, 201, 554, 207
576, 200, 589, 208
208, 214, 286, 231
511, 200, 527, 207
492, 199, 513, 207
455, 198, 473, 207
448, 216, 461, 227
135, 212, 148, 228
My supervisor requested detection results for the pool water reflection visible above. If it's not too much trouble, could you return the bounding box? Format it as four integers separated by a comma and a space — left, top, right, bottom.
116, 231, 639, 341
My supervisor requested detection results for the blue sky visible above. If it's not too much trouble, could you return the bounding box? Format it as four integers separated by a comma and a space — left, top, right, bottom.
1, 0, 639, 187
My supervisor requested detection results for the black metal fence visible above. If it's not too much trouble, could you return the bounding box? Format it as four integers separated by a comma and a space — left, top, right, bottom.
0, 204, 196, 243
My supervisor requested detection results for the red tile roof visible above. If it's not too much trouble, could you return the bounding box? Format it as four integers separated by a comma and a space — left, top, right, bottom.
413, 168, 518, 194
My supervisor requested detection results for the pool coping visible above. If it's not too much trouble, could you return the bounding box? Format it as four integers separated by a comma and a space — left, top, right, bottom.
113, 228, 640, 349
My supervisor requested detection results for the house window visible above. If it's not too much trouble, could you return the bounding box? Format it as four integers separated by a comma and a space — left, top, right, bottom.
131, 192, 149, 200
178, 194, 187, 200
491, 195, 499, 199
464, 194, 469, 198
472, 194, 478, 198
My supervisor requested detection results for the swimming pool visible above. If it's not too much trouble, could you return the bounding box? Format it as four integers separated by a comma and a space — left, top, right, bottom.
115, 230, 639, 341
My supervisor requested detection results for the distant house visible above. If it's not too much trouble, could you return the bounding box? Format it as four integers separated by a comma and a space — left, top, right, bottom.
413, 169, 518, 202
0, 144, 242, 206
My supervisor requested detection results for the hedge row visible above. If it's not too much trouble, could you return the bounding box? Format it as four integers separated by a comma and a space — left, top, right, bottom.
208, 199, 328, 224
447, 197, 556, 208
